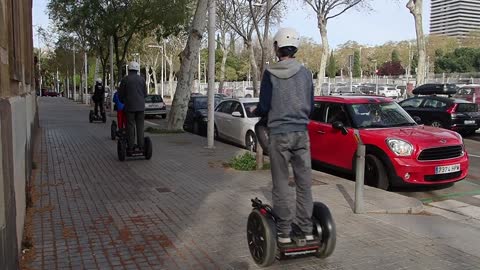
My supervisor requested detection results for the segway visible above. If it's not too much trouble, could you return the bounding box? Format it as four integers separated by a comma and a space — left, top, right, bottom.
248, 117, 336, 267
117, 128, 152, 161
89, 110, 106, 123
247, 198, 336, 267
111, 120, 119, 140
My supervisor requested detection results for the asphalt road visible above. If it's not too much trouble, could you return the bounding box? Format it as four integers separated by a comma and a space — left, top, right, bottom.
395, 134, 480, 206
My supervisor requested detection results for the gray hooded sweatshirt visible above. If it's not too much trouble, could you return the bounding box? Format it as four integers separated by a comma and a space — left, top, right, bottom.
257, 58, 314, 135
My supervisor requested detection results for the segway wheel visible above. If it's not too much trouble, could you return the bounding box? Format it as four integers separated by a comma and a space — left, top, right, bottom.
102, 112, 107, 123
89, 111, 93, 123
247, 210, 277, 267
144, 137, 152, 160
117, 140, 126, 161
312, 202, 336, 258
111, 121, 117, 140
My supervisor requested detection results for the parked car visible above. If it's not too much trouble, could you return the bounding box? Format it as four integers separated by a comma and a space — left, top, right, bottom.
215, 93, 229, 99
377, 85, 399, 99
454, 85, 480, 105
184, 95, 222, 134
244, 87, 254, 98
399, 95, 480, 136
144, 95, 167, 119
412, 83, 457, 96
43, 90, 60, 97
214, 98, 260, 151
308, 95, 468, 190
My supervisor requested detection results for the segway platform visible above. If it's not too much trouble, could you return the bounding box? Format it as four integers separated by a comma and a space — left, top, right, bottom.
247, 198, 336, 267
89, 110, 106, 123
117, 134, 152, 161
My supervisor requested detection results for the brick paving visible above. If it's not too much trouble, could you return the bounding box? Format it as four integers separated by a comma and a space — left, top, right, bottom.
22, 97, 480, 270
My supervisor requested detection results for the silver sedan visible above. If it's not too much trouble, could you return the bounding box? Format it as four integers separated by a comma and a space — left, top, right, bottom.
214, 98, 260, 151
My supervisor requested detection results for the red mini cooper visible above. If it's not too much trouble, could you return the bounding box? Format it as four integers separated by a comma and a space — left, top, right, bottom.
308, 96, 469, 190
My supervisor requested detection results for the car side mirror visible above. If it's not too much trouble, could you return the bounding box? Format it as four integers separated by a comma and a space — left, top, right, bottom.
232, 111, 243, 117
413, 116, 422, 124
332, 121, 348, 135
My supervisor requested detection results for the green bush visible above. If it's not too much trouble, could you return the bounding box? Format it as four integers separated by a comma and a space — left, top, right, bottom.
228, 152, 270, 171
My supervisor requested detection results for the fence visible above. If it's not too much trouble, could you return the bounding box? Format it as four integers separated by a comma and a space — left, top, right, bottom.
154, 72, 480, 98
154, 80, 254, 98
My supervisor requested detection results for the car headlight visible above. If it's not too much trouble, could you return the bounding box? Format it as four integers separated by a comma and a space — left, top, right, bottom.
202, 117, 208, 122
386, 138, 413, 156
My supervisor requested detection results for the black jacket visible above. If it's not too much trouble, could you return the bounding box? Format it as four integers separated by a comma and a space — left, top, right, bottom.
93, 83, 105, 102
118, 71, 147, 112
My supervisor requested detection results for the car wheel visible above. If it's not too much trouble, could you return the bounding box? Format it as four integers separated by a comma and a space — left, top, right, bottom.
430, 120, 444, 128
214, 125, 219, 140
193, 121, 200, 135
245, 131, 257, 152
365, 154, 389, 190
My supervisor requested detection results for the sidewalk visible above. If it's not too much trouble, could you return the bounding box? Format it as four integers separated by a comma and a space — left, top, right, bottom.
22, 97, 480, 270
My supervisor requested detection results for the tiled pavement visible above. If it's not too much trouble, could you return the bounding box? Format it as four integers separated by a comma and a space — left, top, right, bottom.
22, 98, 480, 270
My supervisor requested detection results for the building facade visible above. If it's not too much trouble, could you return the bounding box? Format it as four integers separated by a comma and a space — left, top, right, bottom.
0, 0, 38, 269
430, 0, 480, 37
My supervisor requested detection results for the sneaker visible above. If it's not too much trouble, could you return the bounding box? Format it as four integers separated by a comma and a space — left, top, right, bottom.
277, 233, 292, 244
305, 234, 314, 241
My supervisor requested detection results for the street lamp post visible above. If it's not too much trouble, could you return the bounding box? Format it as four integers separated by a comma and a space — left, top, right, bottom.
373, 60, 378, 95
73, 47, 76, 101
207, 0, 216, 149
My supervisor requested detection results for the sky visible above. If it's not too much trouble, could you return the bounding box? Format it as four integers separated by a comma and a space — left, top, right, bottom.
33, 0, 431, 49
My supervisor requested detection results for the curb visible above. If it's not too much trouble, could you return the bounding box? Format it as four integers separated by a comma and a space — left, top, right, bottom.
311, 170, 424, 215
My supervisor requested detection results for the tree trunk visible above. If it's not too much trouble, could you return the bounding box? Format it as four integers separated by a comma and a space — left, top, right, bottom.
407, 0, 426, 86
165, 54, 174, 96
260, 0, 272, 74
146, 65, 151, 93
317, 17, 329, 95
113, 35, 124, 82
247, 41, 259, 97
151, 67, 158, 95
167, 0, 209, 131
219, 46, 228, 92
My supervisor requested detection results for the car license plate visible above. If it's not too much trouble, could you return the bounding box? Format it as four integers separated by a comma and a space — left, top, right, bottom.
435, 164, 460, 174
464, 120, 476, 125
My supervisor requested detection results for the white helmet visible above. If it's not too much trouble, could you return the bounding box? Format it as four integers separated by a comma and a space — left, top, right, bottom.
128, 61, 140, 71
273, 28, 300, 49
96, 78, 102, 84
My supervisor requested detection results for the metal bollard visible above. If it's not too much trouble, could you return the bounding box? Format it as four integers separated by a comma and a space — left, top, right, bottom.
353, 130, 365, 214
354, 144, 365, 214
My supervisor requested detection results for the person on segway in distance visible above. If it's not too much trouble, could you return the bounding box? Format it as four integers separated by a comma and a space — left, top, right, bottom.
254, 28, 315, 244
113, 84, 127, 134
92, 78, 105, 117
118, 61, 147, 155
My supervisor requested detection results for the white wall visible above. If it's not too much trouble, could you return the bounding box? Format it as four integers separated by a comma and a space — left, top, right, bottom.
10, 96, 27, 250
4, 93, 37, 251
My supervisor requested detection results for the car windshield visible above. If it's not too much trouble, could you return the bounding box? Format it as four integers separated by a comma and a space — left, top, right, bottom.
145, 95, 163, 103
243, 102, 259, 118
457, 88, 474, 95
348, 102, 416, 128
195, 97, 221, 109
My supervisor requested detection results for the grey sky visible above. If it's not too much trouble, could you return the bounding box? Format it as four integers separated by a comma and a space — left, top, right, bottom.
33, 0, 431, 48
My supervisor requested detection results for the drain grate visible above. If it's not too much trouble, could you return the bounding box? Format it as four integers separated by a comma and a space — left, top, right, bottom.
155, 187, 172, 193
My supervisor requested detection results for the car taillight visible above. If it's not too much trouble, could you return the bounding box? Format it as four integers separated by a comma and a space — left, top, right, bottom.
447, 103, 458, 114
